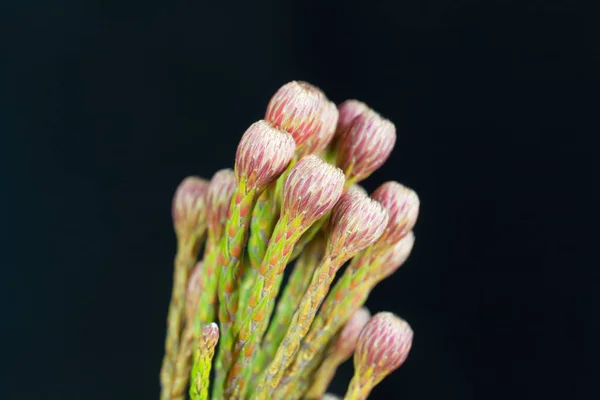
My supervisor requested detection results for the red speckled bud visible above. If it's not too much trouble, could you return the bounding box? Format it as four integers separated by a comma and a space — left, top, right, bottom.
235, 120, 296, 193
172, 176, 209, 240
328, 190, 388, 258
376, 232, 415, 281
354, 312, 413, 382
305, 100, 339, 156
201, 322, 220, 349
334, 307, 371, 361
206, 169, 236, 241
336, 99, 370, 137
185, 262, 204, 324
282, 155, 345, 229
371, 181, 419, 246
265, 81, 325, 151
336, 110, 396, 183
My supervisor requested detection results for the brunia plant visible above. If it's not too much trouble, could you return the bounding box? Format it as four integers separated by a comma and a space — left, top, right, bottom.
160, 81, 420, 400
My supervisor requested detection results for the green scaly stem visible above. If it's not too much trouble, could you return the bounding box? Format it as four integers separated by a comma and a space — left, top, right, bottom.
258, 235, 325, 374
224, 213, 306, 398
255, 251, 348, 399
212, 185, 257, 400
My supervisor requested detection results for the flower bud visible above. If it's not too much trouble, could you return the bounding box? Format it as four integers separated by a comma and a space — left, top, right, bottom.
265, 81, 325, 151
371, 182, 419, 246
201, 322, 220, 350
282, 155, 345, 229
322, 394, 341, 400
235, 120, 296, 193
328, 190, 388, 259
346, 183, 367, 197
336, 99, 370, 137
305, 100, 339, 156
334, 307, 371, 362
206, 169, 236, 240
336, 109, 396, 183
354, 312, 413, 383
172, 176, 209, 240
185, 262, 204, 325
376, 232, 415, 281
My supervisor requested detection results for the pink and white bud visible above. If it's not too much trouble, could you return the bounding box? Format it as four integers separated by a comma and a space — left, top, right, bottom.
185, 262, 204, 324
265, 81, 326, 151
376, 232, 415, 281
354, 312, 413, 383
346, 183, 367, 197
172, 176, 209, 240
371, 182, 419, 246
282, 155, 345, 228
322, 394, 342, 400
328, 190, 389, 258
334, 307, 371, 362
336, 109, 396, 183
336, 99, 370, 137
206, 169, 236, 240
235, 120, 296, 193
200, 322, 220, 349
305, 100, 339, 156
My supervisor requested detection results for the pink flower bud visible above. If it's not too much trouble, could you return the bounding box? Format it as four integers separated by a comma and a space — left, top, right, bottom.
328, 190, 389, 258
206, 169, 236, 240
336, 110, 396, 183
336, 99, 370, 137
201, 322, 220, 349
371, 182, 419, 246
334, 307, 371, 361
172, 176, 209, 239
265, 81, 326, 150
346, 183, 367, 197
354, 312, 413, 381
304, 100, 339, 156
282, 155, 345, 228
185, 262, 204, 324
376, 232, 415, 280
235, 120, 296, 193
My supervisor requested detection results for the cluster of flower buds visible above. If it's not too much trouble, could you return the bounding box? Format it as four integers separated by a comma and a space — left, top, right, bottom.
160, 81, 419, 400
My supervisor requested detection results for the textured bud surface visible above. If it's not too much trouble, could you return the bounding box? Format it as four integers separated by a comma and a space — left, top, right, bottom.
371, 182, 420, 246
265, 81, 325, 149
206, 169, 237, 239
305, 100, 339, 155
355, 312, 413, 376
336, 99, 370, 137
377, 232, 415, 280
347, 184, 367, 197
335, 307, 371, 360
235, 120, 296, 192
328, 190, 389, 257
172, 176, 209, 237
282, 155, 345, 227
201, 322, 220, 348
336, 109, 396, 182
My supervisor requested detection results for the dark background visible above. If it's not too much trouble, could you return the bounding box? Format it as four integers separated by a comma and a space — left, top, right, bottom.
2, 1, 598, 399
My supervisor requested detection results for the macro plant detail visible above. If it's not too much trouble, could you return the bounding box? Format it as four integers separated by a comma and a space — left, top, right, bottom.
160, 81, 419, 400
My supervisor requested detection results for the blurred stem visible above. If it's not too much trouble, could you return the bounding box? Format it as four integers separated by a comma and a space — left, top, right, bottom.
160, 239, 199, 400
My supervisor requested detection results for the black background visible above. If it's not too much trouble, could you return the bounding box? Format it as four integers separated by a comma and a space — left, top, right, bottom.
2, 1, 598, 399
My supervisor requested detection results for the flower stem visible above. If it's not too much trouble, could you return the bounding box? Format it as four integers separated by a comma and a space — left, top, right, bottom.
160, 240, 198, 400
212, 186, 257, 399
